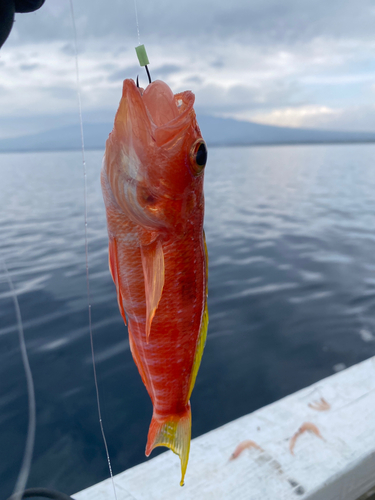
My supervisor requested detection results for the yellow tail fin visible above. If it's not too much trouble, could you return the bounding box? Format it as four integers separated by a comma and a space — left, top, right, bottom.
145, 404, 191, 486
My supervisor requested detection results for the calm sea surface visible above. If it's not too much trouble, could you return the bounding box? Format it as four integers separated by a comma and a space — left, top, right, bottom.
1, 144, 375, 497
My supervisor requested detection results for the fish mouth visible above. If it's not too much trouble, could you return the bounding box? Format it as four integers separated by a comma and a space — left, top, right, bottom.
120, 79, 196, 146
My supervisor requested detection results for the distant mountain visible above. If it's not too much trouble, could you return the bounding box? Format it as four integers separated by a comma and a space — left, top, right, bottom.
0, 115, 375, 152
0, 123, 110, 152
198, 115, 375, 146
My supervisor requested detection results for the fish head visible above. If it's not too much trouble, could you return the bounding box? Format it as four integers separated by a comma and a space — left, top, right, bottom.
104, 79, 207, 233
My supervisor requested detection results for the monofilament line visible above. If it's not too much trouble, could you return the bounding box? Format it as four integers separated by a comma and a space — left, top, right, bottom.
134, 0, 141, 45
2, 260, 36, 500
68, 2, 117, 499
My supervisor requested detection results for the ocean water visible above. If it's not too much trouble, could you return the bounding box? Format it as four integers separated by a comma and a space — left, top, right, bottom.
0, 144, 375, 497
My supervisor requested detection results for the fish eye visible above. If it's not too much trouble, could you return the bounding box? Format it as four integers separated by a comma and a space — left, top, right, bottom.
189, 139, 207, 176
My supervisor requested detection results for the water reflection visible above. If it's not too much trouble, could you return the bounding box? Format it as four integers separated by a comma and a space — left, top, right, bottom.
0, 144, 374, 496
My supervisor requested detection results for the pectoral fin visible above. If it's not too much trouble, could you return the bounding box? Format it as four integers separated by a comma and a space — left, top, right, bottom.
108, 237, 126, 325
141, 239, 165, 341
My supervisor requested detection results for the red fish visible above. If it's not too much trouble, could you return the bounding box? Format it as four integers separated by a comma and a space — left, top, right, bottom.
101, 78, 208, 485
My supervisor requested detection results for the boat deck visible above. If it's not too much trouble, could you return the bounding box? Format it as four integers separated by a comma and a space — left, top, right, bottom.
74, 356, 375, 500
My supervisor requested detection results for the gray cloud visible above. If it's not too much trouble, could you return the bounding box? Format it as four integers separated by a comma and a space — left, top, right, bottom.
1, 0, 374, 134
108, 65, 140, 82
152, 64, 181, 77
183, 75, 204, 85
7, 0, 375, 48
210, 59, 224, 69
60, 42, 76, 56
46, 85, 77, 100
19, 63, 40, 71
194, 79, 305, 116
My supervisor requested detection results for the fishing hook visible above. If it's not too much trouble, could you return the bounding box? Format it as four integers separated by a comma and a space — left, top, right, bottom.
145, 65, 152, 84
136, 66, 151, 87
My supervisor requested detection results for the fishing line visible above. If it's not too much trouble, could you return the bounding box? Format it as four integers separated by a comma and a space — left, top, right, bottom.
68, 2, 118, 499
133, 0, 141, 45
133, 0, 152, 84
2, 260, 36, 500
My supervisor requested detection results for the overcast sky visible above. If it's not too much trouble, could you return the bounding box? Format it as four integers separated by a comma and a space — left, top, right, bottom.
0, 0, 375, 138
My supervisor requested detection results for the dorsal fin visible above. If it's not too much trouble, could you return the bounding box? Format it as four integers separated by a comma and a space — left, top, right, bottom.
141, 238, 165, 341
